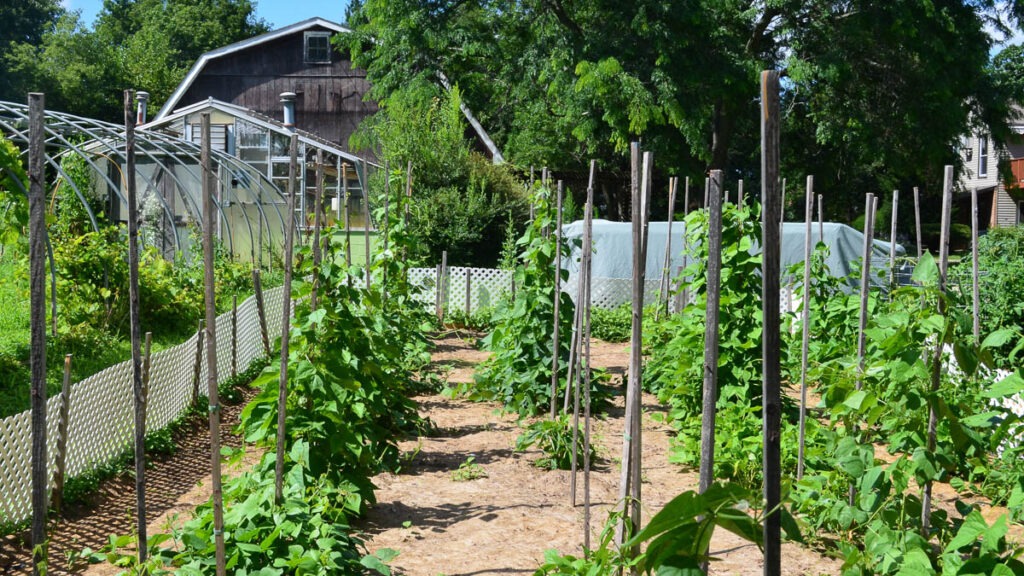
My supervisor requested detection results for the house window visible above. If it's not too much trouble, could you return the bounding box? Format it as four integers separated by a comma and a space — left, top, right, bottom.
978, 135, 989, 177
304, 32, 331, 64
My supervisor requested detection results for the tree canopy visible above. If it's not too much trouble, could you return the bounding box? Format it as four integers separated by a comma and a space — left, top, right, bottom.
345, 0, 1024, 223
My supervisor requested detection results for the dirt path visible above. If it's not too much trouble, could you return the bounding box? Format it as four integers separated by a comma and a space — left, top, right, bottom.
359, 335, 840, 576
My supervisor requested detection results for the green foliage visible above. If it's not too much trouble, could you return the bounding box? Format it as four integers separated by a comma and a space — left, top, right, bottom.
472, 184, 580, 417
515, 414, 595, 471
0, 137, 29, 248
350, 81, 528, 267
589, 304, 632, 343
451, 456, 488, 482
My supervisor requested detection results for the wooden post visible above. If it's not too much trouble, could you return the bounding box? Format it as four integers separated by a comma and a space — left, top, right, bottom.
657, 177, 678, 319
28, 92, 49, 576
252, 270, 271, 357
564, 164, 595, 415
617, 145, 651, 551
442, 250, 449, 320
231, 295, 238, 379
888, 190, 899, 288
343, 164, 352, 287
780, 177, 787, 227
581, 166, 595, 550
464, 268, 472, 317
363, 162, 372, 289
680, 177, 691, 311
382, 159, 390, 294
124, 90, 148, 564
200, 113, 227, 576
435, 263, 443, 320
275, 133, 298, 505
760, 70, 782, 576
971, 187, 980, 343
797, 177, 814, 480
704, 177, 710, 209
551, 182, 564, 419
856, 193, 877, 391
699, 169, 724, 494
311, 150, 324, 310
923, 166, 953, 536
817, 193, 824, 244
192, 320, 204, 403
51, 354, 73, 514
914, 187, 923, 259
737, 178, 744, 208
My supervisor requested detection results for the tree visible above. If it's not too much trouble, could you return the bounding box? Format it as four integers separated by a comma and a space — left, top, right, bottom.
0, 0, 63, 102
346, 0, 1024, 223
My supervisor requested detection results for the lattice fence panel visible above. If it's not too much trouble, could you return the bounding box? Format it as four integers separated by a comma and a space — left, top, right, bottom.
0, 286, 295, 525
0, 394, 63, 523
441, 267, 513, 313
408, 268, 437, 307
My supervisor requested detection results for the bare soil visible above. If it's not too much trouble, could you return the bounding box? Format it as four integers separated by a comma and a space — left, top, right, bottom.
358, 335, 841, 576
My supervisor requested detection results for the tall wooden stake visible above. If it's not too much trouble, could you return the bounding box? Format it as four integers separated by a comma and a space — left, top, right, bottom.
817, 193, 824, 243
311, 150, 324, 310
465, 269, 472, 317
343, 164, 352, 287
699, 169, 724, 494
252, 270, 271, 357
923, 166, 953, 536
856, 193, 877, 392
551, 181, 564, 419
191, 320, 204, 403
124, 90, 148, 563
797, 176, 814, 480
440, 250, 448, 321
760, 70, 783, 576
275, 133, 298, 504
52, 354, 73, 514
888, 189, 899, 288
617, 145, 651, 551
680, 178, 691, 310
200, 112, 227, 576
971, 187, 980, 343
657, 177, 678, 319
914, 187, 923, 259
231, 295, 238, 379
363, 161, 371, 288
28, 92, 48, 576
582, 167, 595, 550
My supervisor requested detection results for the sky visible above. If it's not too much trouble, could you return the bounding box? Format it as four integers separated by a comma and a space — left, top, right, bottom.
63, 0, 352, 30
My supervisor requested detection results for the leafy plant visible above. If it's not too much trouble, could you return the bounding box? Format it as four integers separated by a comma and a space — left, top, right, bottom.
451, 456, 487, 481
515, 414, 595, 470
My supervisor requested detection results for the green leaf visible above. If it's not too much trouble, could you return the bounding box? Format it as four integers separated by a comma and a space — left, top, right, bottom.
945, 510, 987, 552
912, 252, 938, 285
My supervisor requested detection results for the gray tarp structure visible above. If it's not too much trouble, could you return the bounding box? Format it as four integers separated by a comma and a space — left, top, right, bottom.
561, 220, 904, 309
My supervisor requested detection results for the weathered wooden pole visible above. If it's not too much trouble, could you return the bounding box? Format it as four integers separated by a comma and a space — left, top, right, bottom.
275, 133, 298, 506
922, 166, 953, 536
200, 113, 227, 576
780, 178, 787, 227
760, 70, 783, 576
382, 159, 390, 294
191, 320, 204, 403
737, 178, 745, 208
617, 145, 651, 551
914, 187, 923, 259
971, 187, 980, 343
142, 332, 152, 425
363, 162, 372, 289
343, 164, 353, 287
252, 270, 271, 357
435, 263, 443, 319
797, 177, 814, 480
699, 169, 724, 494
856, 193, 877, 392
581, 166, 595, 550
657, 177, 678, 319
888, 190, 899, 288
51, 354, 73, 514
704, 177, 710, 209
464, 268, 472, 317
551, 181, 564, 419
124, 90, 149, 564
818, 193, 824, 243
311, 150, 324, 310
27, 92, 48, 576
563, 163, 596, 415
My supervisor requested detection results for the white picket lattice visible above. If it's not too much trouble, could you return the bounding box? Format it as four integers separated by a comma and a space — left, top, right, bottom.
0, 285, 288, 524
407, 267, 513, 313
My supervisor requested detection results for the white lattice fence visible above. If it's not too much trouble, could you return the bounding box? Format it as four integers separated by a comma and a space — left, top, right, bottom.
0, 285, 291, 524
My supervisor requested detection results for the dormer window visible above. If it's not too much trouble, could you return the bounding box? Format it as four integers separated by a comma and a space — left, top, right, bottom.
304, 31, 331, 64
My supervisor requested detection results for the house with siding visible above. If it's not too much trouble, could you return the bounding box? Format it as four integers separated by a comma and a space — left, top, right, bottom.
958, 112, 1024, 229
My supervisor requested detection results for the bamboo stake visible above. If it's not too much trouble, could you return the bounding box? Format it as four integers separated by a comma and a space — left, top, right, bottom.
914, 187, 923, 259
200, 113, 227, 576
551, 182, 564, 419
699, 169, 725, 494
124, 90, 148, 564
311, 150, 324, 310
192, 320, 204, 403
923, 166, 953, 536
971, 187, 980, 343
657, 177, 678, 319
760, 70, 783, 576
252, 270, 271, 357
51, 354, 73, 514
797, 176, 814, 480
275, 133, 298, 505
888, 190, 899, 288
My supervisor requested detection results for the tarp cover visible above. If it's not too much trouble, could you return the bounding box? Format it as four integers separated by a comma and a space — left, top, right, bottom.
562, 220, 903, 287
